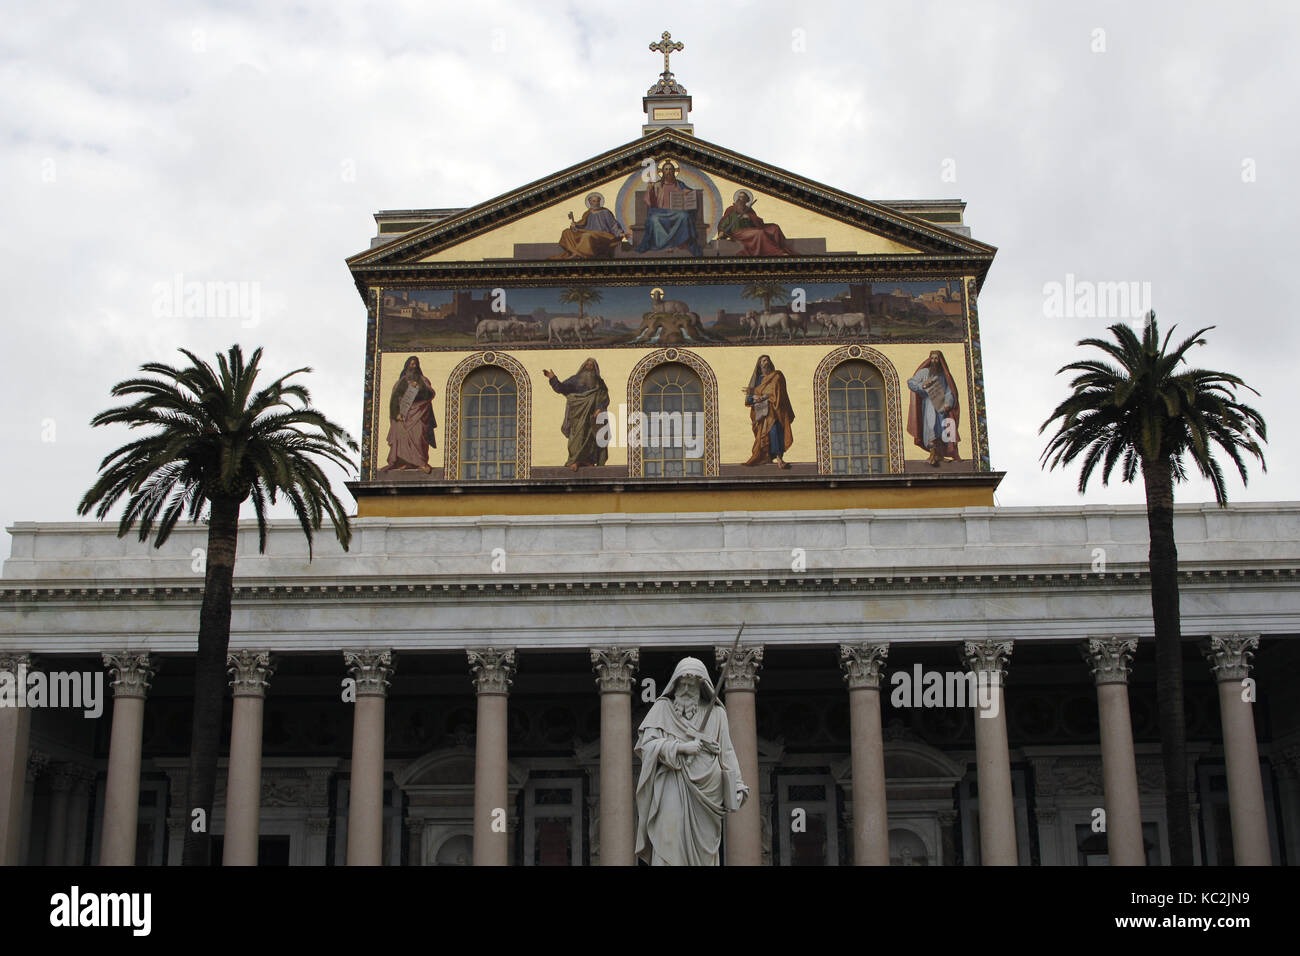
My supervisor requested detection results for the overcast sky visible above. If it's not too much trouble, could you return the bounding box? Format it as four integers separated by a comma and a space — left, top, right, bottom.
2, 0, 1295, 561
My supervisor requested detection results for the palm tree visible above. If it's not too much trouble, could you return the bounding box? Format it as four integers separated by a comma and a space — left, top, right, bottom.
1040, 313, 1266, 865
741, 282, 790, 314
558, 285, 603, 322
78, 344, 357, 866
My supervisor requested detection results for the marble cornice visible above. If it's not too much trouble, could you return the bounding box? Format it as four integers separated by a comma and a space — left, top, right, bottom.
1, 565, 1295, 605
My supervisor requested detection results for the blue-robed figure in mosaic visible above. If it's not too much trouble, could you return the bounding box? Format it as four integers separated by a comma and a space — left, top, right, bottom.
636, 160, 703, 256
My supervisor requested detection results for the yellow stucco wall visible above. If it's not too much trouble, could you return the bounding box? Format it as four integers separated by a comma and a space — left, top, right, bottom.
374, 342, 972, 473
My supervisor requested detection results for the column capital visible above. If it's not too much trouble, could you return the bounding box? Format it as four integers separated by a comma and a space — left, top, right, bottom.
343, 649, 394, 697
1083, 636, 1138, 685
468, 648, 516, 695
590, 647, 639, 693
715, 644, 764, 691
26, 749, 49, 783
962, 640, 1012, 678
47, 762, 78, 793
839, 642, 889, 689
1202, 634, 1259, 682
0, 651, 32, 674
228, 650, 275, 698
102, 651, 154, 699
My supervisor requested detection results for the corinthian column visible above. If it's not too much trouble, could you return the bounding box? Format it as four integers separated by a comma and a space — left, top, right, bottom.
0, 652, 32, 866
716, 643, 763, 866
469, 648, 515, 866
99, 652, 154, 866
223, 650, 274, 866
840, 643, 889, 866
1203, 635, 1271, 865
344, 649, 393, 866
1083, 637, 1144, 866
962, 640, 1017, 866
591, 647, 639, 866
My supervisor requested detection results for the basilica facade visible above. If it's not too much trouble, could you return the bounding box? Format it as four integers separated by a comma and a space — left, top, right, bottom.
2, 40, 1297, 866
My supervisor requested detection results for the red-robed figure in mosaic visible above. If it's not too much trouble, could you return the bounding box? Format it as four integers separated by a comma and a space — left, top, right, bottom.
716, 189, 795, 256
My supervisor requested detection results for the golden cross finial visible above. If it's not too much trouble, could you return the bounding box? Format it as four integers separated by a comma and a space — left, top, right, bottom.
649, 31, 684, 75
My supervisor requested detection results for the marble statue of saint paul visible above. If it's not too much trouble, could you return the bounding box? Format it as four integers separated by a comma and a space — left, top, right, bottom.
635, 657, 748, 865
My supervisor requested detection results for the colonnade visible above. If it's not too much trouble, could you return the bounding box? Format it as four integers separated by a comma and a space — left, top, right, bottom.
0, 636, 1277, 865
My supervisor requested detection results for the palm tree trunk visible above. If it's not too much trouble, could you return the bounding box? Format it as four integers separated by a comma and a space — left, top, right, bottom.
1142, 459, 1194, 865
182, 496, 241, 866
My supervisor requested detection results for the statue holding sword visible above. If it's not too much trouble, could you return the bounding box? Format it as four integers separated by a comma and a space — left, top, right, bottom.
634, 628, 750, 865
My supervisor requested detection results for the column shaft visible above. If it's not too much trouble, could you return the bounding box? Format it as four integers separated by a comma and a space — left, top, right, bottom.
469, 648, 515, 867
1205, 635, 1271, 866
344, 649, 393, 867
724, 688, 761, 866
223, 693, 265, 865
1097, 683, 1145, 865
965, 641, 1017, 866
849, 686, 888, 865
347, 695, 386, 865
45, 771, 73, 866
223, 651, 273, 866
0, 652, 32, 865
592, 647, 638, 866
1217, 680, 1270, 864
100, 695, 146, 865
599, 690, 634, 865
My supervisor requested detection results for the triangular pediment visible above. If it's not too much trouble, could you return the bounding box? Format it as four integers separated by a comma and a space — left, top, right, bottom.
347, 128, 994, 275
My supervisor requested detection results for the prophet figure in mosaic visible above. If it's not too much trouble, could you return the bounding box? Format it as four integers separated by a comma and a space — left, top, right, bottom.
635, 657, 748, 866
906, 349, 962, 466
544, 358, 610, 470
742, 354, 796, 468
381, 356, 436, 473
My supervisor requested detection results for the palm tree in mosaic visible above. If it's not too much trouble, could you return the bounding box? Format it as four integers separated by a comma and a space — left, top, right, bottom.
559, 285, 603, 322
1040, 313, 1266, 865
741, 282, 790, 314
78, 344, 357, 866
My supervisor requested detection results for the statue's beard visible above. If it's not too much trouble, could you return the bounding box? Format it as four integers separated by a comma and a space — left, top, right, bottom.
577, 370, 597, 389
673, 696, 698, 720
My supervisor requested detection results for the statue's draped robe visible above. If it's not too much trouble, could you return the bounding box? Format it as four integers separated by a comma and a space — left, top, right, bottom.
635, 698, 743, 866
717, 204, 795, 256
549, 373, 610, 467
744, 370, 796, 465
553, 208, 625, 259
382, 375, 436, 470
906, 358, 961, 459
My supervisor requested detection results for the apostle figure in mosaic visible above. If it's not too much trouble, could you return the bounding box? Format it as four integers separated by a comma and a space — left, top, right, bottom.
543, 358, 610, 471
635, 160, 703, 257
381, 356, 436, 473
716, 189, 795, 256
635, 657, 748, 866
552, 192, 629, 259
906, 349, 961, 467
742, 354, 796, 468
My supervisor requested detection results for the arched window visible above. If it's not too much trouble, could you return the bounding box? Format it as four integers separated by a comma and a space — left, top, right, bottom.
459, 366, 518, 479
641, 363, 705, 477
827, 360, 887, 474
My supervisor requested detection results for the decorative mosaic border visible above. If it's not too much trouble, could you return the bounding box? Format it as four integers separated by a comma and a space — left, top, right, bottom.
626, 348, 721, 478
442, 351, 533, 480
965, 277, 990, 471
362, 288, 380, 480
812, 346, 904, 474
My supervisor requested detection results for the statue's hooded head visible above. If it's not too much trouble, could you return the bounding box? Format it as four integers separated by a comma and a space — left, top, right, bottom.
664, 656, 716, 703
